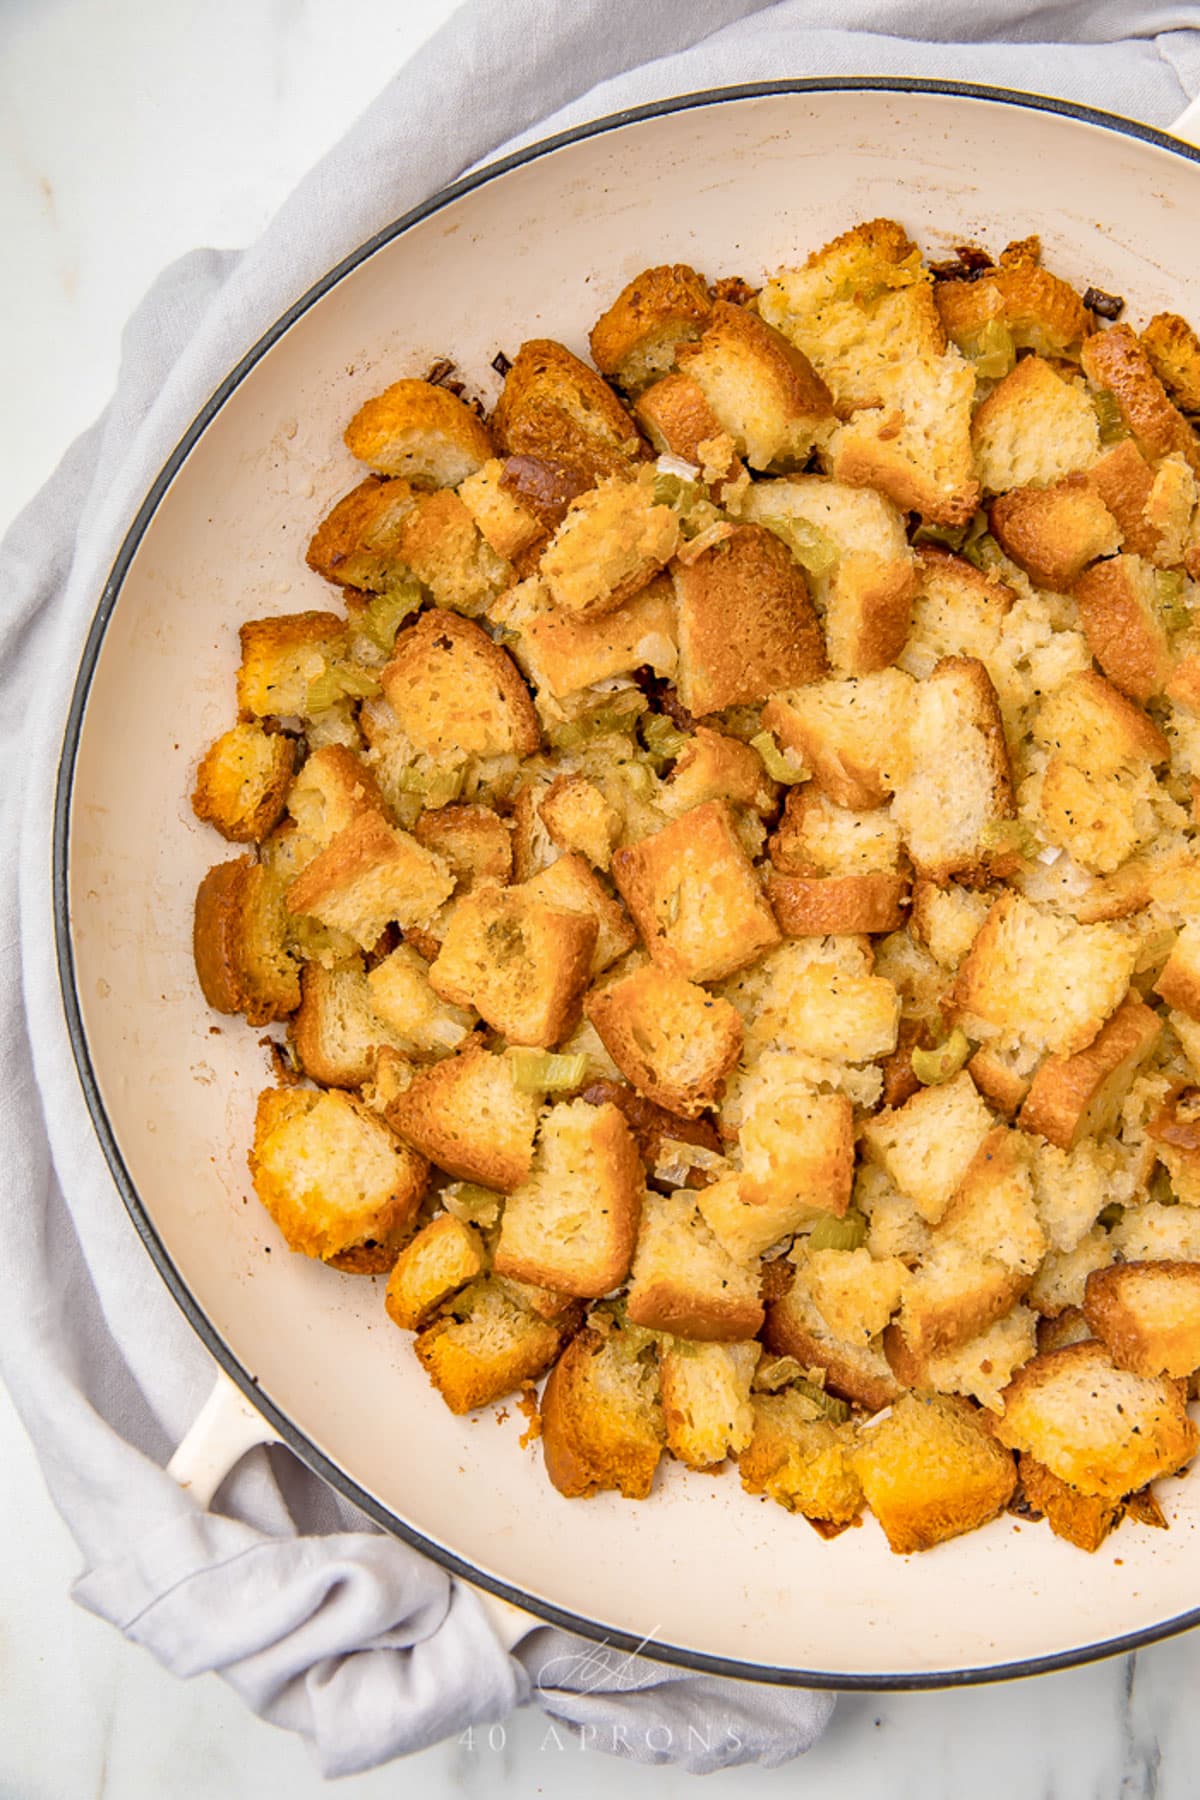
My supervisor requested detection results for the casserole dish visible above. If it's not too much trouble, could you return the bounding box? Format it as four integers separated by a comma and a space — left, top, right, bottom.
56, 79, 1200, 1687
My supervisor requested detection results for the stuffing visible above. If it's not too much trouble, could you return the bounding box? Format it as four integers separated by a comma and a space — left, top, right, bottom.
586, 964, 743, 1117
428, 885, 597, 1046
675, 300, 835, 469
971, 355, 1100, 494
381, 610, 541, 757
851, 1392, 1017, 1554
192, 722, 295, 843
589, 262, 713, 392
495, 1099, 643, 1297
539, 473, 680, 620
343, 377, 494, 486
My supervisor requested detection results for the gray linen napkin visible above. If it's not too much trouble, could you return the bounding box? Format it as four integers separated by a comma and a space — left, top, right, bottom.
2, 0, 1197, 1777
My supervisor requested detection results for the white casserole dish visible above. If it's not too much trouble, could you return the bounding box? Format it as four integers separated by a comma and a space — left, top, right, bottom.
56, 79, 1200, 1687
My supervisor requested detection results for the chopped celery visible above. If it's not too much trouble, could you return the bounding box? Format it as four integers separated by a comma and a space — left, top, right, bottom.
804, 1210, 868, 1253
614, 756, 658, 801
1092, 388, 1128, 446
653, 470, 705, 510
305, 663, 382, 713
911, 1027, 971, 1087
750, 729, 809, 784
395, 763, 465, 808
1156, 569, 1191, 633
508, 1048, 589, 1093
791, 1377, 851, 1424
442, 1182, 502, 1228
962, 530, 1005, 574
548, 692, 646, 751
758, 514, 839, 579
362, 582, 422, 652
641, 713, 690, 762
912, 520, 971, 552
981, 817, 1041, 859
962, 318, 1016, 381
752, 1354, 805, 1393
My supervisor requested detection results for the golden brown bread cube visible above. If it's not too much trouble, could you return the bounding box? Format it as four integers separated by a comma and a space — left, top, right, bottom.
1018, 996, 1162, 1151
862, 1070, 996, 1227
1073, 554, 1173, 704
633, 373, 745, 483
343, 378, 494, 486
1141, 312, 1200, 415
1083, 1260, 1200, 1380
738, 1392, 864, 1526
428, 885, 597, 1047
305, 475, 417, 590
588, 262, 713, 392
970, 353, 1101, 495
236, 612, 348, 719
626, 1189, 764, 1341
381, 610, 540, 758
412, 802, 513, 892
989, 476, 1120, 591
660, 726, 777, 821
1086, 439, 1161, 558
889, 656, 1015, 884
508, 571, 677, 701
286, 744, 388, 852
520, 852, 637, 975
249, 1086, 427, 1269
762, 1267, 900, 1413
1080, 324, 1200, 476
416, 1277, 576, 1415
490, 338, 642, 480
993, 1340, 1199, 1498
540, 1322, 665, 1499
851, 1392, 1017, 1555
672, 522, 828, 715
538, 475, 679, 620
385, 1040, 539, 1192
384, 1214, 487, 1332
365, 942, 477, 1056
611, 800, 780, 984
494, 1098, 643, 1298
538, 774, 623, 871
192, 722, 295, 844
585, 963, 743, 1118
194, 857, 301, 1025
285, 812, 454, 950
936, 248, 1091, 358
767, 870, 910, 937
290, 959, 417, 1088
829, 350, 979, 527
387, 487, 511, 616
675, 299, 834, 471
659, 1339, 758, 1470
456, 458, 545, 561
1154, 924, 1200, 1022
1018, 1454, 1123, 1553
764, 668, 914, 812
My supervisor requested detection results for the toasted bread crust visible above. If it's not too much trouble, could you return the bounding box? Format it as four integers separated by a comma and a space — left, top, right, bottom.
763, 1276, 901, 1413
1086, 440, 1160, 558
1018, 996, 1162, 1151
766, 870, 910, 936
194, 859, 255, 1015
1141, 312, 1200, 415
633, 373, 744, 481
192, 723, 295, 844
387, 1040, 540, 1191
589, 263, 713, 387
1084, 1260, 1200, 1379
382, 610, 540, 757
989, 476, 1119, 591
852, 1392, 1017, 1554
416, 1279, 575, 1415
384, 1214, 487, 1332
1081, 325, 1200, 475
343, 378, 494, 485
1019, 1454, 1122, 1552
236, 612, 347, 719
305, 475, 416, 589
540, 1327, 664, 1499
1073, 555, 1173, 704
676, 300, 834, 470
429, 886, 597, 1046
585, 964, 744, 1117
672, 523, 828, 715
490, 338, 642, 478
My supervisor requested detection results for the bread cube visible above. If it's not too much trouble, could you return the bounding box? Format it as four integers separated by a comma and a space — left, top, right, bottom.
386, 1039, 539, 1190
764, 668, 915, 811
365, 943, 476, 1056
285, 812, 454, 949
758, 218, 943, 413
740, 473, 915, 676
1032, 669, 1169, 776
672, 523, 828, 715
520, 853, 636, 975
343, 377, 494, 486
305, 474, 419, 592
909, 880, 992, 970
612, 800, 779, 984
633, 374, 744, 483
538, 774, 623, 870
1113, 1202, 1200, 1263
416, 1277, 575, 1415
1084, 1260, 1200, 1379
688, 1171, 811, 1265
803, 1246, 907, 1345
379, 488, 509, 616
885, 1306, 1037, 1412
1080, 324, 1200, 475
539, 474, 679, 621
540, 1322, 664, 1499
830, 351, 979, 526
286, 744, 388, 853
1142, 311, 1200, 414
626, 1189, 763, 1341
767, 871, 909, 937
456, 457, 545, 561
771, 787, 904, 877
994, 1339, 1199, 1498
970, 355, 1101, 494
384, 1214, 487, 1332
1019, 996, 1163, 1151
890, 656, 1015, 883
950, 891, 1137, 1060
738, 1393, 864, 1526
494, 1099, 643, 1297
675, 299, 833, 470
513, 572, 677, 701
249, 1086, 427, 1269
236, 612, 347, 718
937, 1127, 1046, 1272
192, 722, 294, 843
291, 959, 417, 1087
1018, 1455, 1122, 1553
1154, 924, 1200, 1021
1027, 1227, 1114, 1318
1073, 554, 1173, 704
589, 262, 713, 391
585, 964, 742, 1118
381, 610, 540, 757
660, 726, 776, 821
990, 476, 1120, 591
1086, 439, 1160, 557
763, 1267, 900, 1412
428, 885, 596, 1046
862, 1071, 995, 1225
1029, 1134, 1120, 1253
194, 857, 301, 1024
937, 250, 1090, 359
490, 338, 642, 478
412, 802, 513, 891
659, 1339, 758, 1470
852, 1393, 1017, 1554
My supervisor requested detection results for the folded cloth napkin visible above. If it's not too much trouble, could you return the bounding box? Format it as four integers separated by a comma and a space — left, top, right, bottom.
2, 0, 1197, 1778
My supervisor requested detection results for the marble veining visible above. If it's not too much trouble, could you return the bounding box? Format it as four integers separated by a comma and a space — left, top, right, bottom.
2, 1, 1198, 1795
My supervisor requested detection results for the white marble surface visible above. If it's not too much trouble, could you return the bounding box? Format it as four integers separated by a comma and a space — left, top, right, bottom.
4, 2, 1200, 1794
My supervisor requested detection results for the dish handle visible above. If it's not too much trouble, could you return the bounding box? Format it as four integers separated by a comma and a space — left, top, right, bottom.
167, 1371, 541, 1650
1171, 95, 1200, 149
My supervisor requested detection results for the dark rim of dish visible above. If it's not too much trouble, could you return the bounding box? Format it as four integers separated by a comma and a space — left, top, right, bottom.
53, 78, 1200, 1692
